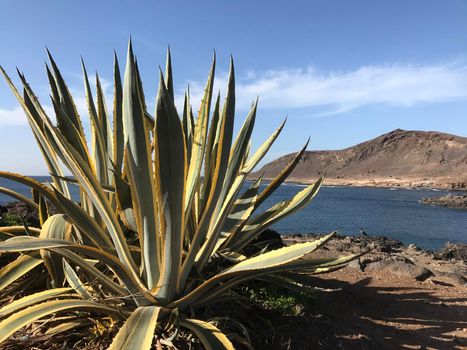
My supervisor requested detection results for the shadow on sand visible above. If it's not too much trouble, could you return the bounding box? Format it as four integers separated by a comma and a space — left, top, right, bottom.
270, 275, 467, 349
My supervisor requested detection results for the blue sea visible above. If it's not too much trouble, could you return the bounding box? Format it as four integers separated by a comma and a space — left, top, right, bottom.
0, 177, 465, 250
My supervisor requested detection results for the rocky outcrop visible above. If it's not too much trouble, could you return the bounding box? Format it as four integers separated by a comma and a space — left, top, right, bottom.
435, 242, 467, 262
282, 233, 467, 286
365, 260, 433, 281
252, 129, 467, 189
242, 229, 285, 256
0, 202, 39, 227
421, 194, 467, 209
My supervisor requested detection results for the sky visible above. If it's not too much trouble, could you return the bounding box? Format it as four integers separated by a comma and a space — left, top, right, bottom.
0, 0, 466, 175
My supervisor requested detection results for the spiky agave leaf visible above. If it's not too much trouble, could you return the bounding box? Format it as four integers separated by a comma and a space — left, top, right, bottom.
0, 42, 365, 348
180, 318, 235, 350
0, 253, 42, 292
0, 288, 74, 319
0, 299, 125, 344
108, 306, 161, 350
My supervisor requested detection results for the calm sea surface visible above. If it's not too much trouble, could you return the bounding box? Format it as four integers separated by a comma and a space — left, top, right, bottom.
0, 177, 465, 250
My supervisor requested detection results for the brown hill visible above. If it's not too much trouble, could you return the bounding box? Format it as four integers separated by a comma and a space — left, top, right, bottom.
254, 129, 467, 189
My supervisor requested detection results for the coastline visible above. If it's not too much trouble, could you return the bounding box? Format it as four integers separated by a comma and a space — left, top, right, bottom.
254, 176, 466, 191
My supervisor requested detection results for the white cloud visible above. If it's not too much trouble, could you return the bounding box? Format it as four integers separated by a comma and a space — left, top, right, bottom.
0, 75, 113, 127
0, 105, 56, 126
0, 107, 28, 125
177, 62, 467, 115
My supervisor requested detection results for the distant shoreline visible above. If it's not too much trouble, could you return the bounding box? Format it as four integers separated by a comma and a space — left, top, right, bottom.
253, 176, 466, 191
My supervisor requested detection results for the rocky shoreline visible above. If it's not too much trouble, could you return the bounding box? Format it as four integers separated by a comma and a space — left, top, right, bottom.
282, 232, 467, 286
421, 193, 467, 209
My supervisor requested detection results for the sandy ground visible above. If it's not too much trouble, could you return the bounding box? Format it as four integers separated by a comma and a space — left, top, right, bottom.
274, 235, 467, 350
309, 265, 467, 349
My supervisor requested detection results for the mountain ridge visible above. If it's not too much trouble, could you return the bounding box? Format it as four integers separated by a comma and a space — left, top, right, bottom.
253, 129, 467, 189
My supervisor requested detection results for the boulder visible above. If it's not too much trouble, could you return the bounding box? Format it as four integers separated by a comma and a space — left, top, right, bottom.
431, 271, 467, 286
364, 260, 433, 281
243, 229, 286, 255
435, 243, 467, 262
347, 258, 363, 271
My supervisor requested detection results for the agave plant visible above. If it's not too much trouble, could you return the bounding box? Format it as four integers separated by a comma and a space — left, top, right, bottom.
0, 41, 364, 349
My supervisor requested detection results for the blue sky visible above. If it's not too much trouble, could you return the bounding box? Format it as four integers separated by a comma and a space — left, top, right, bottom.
1, 0, 467, 174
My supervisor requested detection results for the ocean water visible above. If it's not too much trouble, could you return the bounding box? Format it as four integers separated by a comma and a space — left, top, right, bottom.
0, 177, 465, 250
259, 184, 467, 250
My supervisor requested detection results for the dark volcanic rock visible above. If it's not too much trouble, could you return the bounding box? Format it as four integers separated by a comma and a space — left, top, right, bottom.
0, 202, 40, 227
282, 232, 466, 286
365, 235, 405, 253
435, 242, 467, 262
331, 234, 404, 253
255, 229, 284, 246
243, 229, 286, 256
421, 194, 467, 209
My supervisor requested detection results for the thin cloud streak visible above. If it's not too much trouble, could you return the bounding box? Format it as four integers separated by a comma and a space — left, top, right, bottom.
178, 62, 467, 114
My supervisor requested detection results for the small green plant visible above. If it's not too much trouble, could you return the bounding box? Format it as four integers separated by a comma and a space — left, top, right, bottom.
249, 285, 303, 316
0, 41, 365, 349
0, 213, 22, 227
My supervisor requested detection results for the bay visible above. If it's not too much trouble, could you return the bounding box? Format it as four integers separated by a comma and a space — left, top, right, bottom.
259, 183, 466, 250
0, 177, 465, 250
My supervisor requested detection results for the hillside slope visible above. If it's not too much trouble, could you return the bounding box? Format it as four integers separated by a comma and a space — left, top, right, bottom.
254, 129, 467, 189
